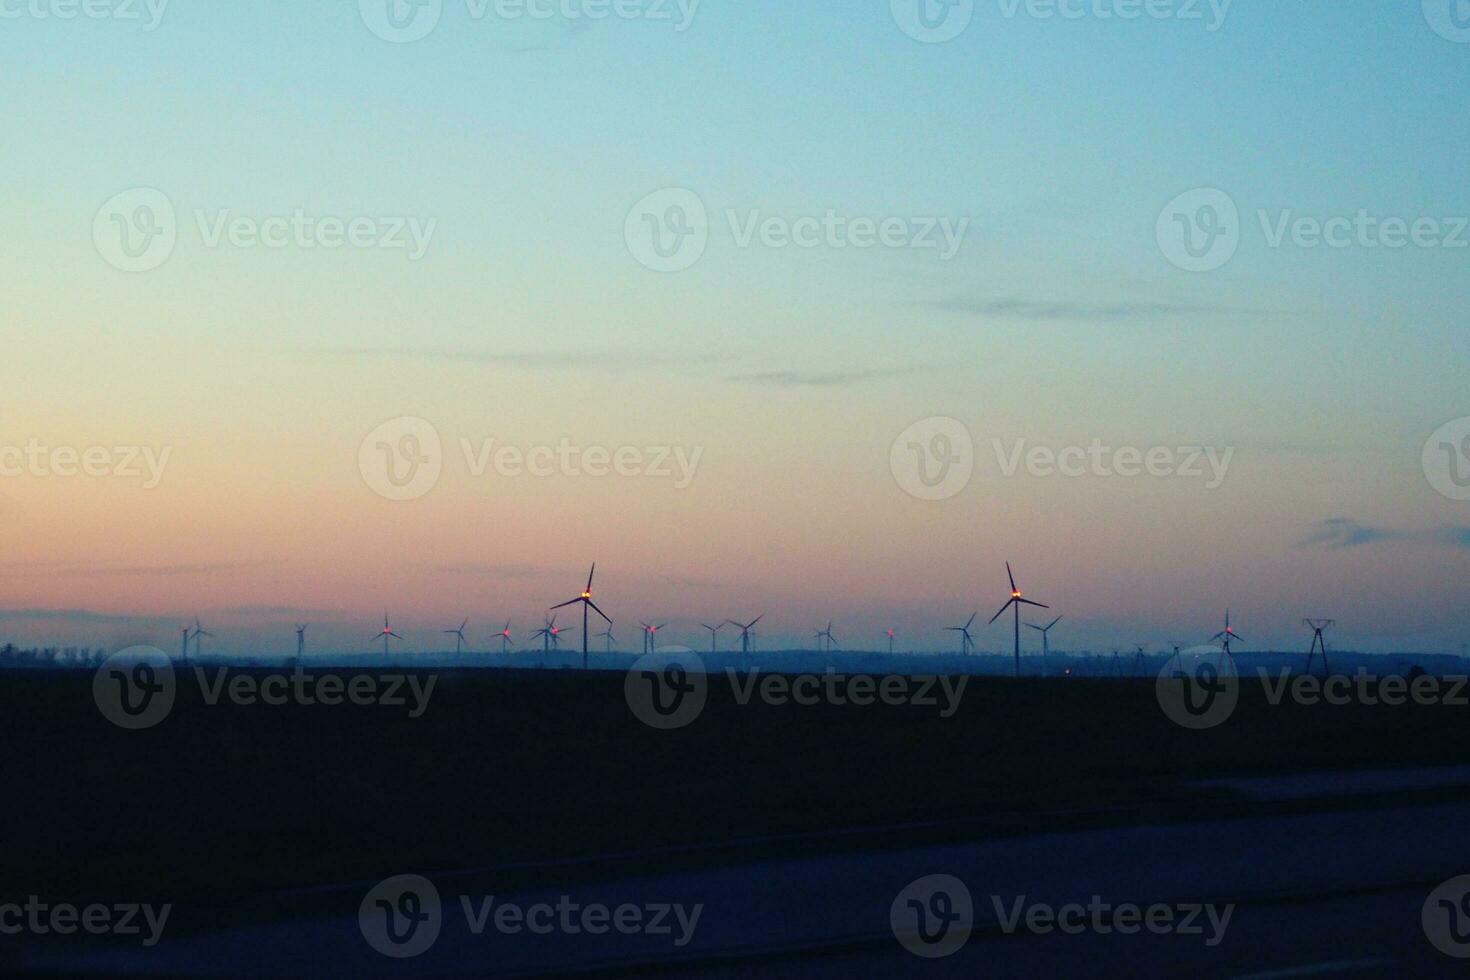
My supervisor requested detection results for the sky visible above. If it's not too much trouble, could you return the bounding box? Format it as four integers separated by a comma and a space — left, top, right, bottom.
2, 1, 1469, 656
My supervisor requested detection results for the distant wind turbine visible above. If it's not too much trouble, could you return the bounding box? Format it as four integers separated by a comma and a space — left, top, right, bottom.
1211, 610, 1243, 668
815, 621, 837, 653
373, 613, 403, 656
725, 616, 763, 655
180, 625, 191, 666
640, 622, 668, 654
598, 628, 616, 653
550, 563, 611, 670
1025, 615, 1062, 669
701, 622, 723, 654
493, 621, 514, 654
444, 618, 468, 655
295, 624, 308, 666
988, 563, 1050, 678
885, 628, 896, 654
1133, 645, 1147, 675
946, 613, 978, 655
191, 617, 214, 661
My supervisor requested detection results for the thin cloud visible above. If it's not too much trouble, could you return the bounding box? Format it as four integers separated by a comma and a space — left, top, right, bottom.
1299, 518, 1470, 550
316, 347, 733, 371
726, 367, 932, 388
0, 562, 244, 577
0, 607, 176, 627
414, 562, 547, 579
928, 296, 1254, 322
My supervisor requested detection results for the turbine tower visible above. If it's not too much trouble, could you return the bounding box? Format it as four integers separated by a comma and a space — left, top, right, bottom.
180, 625, 191, 666
1304, 619, 1333, 677
295, 624, 308, 666
946, 613, 978, 655
701, 622, 723, 654
444, 618, 468, 655
374, 613, 403, 657
531, 618, 554, 654
1133, 645, 1147, 675
640, 622, 667, 655
725, 616, 763, 655
989, 563, 1049, 678
885, 628, 896, 654
1212, 610, 1243, 668
1025, 615, 1062, 671
550, 564, 611, 670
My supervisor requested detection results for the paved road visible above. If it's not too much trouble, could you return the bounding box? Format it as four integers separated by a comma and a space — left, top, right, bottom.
14, 798, 1470, 977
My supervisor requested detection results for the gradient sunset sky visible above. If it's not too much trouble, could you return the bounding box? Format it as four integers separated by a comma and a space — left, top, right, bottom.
3, 2, 1468, 655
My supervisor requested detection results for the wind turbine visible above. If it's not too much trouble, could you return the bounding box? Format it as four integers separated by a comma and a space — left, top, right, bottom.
598, 628, 616, 653
946, 613, 978, 655
1212, 610, 1243, 668
374, 613, 403, 657
725, 616, 763, 655
988, 563, 1049, 678
550, 564, 611, 670
295, 624, 308, 666
701, 622, 723, 654
1133, 645, 1147, 675
179, 625, 191, 666
444, 618, 468, 655
191, 617, 214, 661
531, 618, 554, 654
885, 628, 896, 654
1304, 619, 1333, 677
640, 622, 667, 654
493, 622, 514, 654
815, 621, 837, 653
1025, 615, 1062, 671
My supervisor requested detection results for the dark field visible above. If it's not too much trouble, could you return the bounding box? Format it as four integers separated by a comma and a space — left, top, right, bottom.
5, 665, 1470, 960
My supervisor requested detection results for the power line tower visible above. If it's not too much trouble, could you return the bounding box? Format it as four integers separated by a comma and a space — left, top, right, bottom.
1304, 619, 1333, 677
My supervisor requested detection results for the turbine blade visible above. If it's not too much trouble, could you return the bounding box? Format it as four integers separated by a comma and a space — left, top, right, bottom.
965, 612, 977, 629
1006, 562, 1017, 591
1018, 599, 1049, 609
550, 597, 581, 610
988, 599, 1015, 624
586, 562, 596, 592
587, 600, 611, 624
1047, 616, 1063, 629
